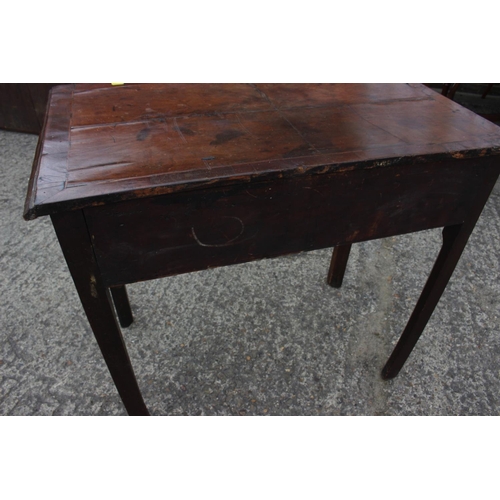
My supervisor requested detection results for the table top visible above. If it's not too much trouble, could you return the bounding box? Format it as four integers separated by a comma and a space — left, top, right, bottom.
24, 83, 500, 220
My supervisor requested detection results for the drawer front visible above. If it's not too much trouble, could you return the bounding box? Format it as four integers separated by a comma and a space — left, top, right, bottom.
84, 159, 496, 286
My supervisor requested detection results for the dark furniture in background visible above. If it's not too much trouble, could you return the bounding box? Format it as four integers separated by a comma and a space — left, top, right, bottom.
0, 84, 59, 134
441, 83, 494, 100
24, 84, 500, 415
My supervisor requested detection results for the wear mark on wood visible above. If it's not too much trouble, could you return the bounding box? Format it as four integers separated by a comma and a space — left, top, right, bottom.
173, 118, 187, 143
90, 274, 98, 298
179, 127, 195, 136
191, 216, 245, 247
210, 130, 245, 146
245, 189, 258, 198
136, 128, 151, 141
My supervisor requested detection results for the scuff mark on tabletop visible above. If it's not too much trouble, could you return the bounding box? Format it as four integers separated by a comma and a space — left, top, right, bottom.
136, 128, 151, 141
210, 130, 245, 146
173, 118, 187, 143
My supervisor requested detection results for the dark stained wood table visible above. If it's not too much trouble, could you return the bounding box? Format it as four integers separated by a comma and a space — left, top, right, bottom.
24, 84, 500, 415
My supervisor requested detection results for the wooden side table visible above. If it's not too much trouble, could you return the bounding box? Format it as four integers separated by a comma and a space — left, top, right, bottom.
24, 84, 500, 415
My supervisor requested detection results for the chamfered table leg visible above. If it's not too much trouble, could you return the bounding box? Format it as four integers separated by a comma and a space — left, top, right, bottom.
110, 285, 134, 328
382, 224, 470, 379
382, 165, 500, 379
51, 211, 150, 416
327, 244, 352, 288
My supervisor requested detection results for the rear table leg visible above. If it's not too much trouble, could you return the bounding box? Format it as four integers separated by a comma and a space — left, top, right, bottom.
327, 244, 352, 288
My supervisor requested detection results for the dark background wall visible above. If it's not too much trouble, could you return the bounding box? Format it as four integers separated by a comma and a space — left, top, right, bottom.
0, 84, 60, 134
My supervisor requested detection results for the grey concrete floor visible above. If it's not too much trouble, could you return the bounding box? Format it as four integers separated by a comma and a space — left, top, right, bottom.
2, 92, 500, 416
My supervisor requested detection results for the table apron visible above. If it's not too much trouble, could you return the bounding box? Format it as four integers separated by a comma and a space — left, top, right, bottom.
83, 159, 498, 287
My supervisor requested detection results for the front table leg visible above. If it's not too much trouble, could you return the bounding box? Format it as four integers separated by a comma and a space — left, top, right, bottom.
382, 223, 469, 379
51, 211, 149, 416
110, 285, 134, 328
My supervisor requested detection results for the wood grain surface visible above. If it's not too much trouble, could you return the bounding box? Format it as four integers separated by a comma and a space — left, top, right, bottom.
24, 84, 500, 220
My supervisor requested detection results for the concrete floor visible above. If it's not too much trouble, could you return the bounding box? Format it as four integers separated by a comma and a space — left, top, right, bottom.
1, 89, 500, 416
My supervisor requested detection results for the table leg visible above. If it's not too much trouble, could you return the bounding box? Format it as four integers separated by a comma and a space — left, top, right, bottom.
382, 223, 470, 379
327, 244, 352, 288
110, 285, 134, 328
51, 211, 150, 416
482, 83, 494, 99
382, 165, 500, 379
